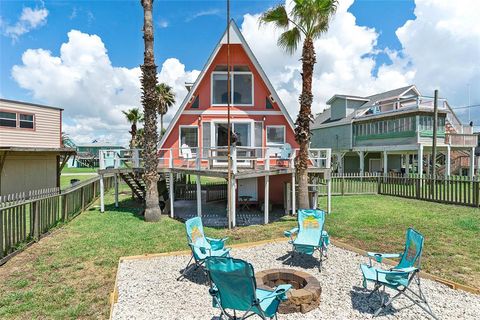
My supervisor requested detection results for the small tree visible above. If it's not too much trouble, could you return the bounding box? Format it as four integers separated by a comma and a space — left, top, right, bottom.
140, 0, 162, 222
122, 108, 143, 148
156, 83, 175, 137
260, 0, 338, 208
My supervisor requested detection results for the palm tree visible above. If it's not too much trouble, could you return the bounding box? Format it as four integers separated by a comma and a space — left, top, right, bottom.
140, 0, 162, 222
122, 108, 143, 148
260, 0, 337, 209
156, 83, 175, 137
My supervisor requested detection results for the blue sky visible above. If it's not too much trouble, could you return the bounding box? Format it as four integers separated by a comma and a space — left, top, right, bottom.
1, 0, 415, 102
1, 0, 478, 144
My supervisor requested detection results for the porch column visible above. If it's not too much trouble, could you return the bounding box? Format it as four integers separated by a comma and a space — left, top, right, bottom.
100, 174, 105, 213
291, 172, 296, 215
406, 153, 410, 175
196, 175, 202, 217
426, 153, 431, 176
169, 172, 174, 218
446, 145, 451, 177
383, 150, 388, 176
359, 151, 365, 175
264, 175, 269, 224
231, 178, 236, 227
114, 173, 119, 208
418, 145, 424, 177
470, 147, 475, 178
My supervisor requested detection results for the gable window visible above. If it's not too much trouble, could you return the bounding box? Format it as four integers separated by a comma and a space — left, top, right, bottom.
266, 126, 285, 145
0, 111, 17, 128
211, 67, 254, 106
179, 126, 198, 149
19, 114, 34, 129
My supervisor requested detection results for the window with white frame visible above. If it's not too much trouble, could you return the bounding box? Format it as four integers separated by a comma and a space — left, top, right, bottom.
266, 126, 285, 146
212, 67, 253, 106
0, 111, 17, 128
179, 126, 198, 155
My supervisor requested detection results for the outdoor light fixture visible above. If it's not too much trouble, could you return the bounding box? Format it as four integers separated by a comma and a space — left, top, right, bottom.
263, 116, 266, 121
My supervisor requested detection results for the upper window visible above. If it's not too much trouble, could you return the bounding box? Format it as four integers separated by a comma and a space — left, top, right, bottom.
266, 126, 285, 145
212, 68, 253, 106
19, 114, 34, 129
0, 112, 17, 128
180, 126, 198, 148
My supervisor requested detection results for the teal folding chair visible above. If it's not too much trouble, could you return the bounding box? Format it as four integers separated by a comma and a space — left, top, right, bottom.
177, 217, 230, 281
360, 228, 437, 319
205, 256, 291, 320
284, 209, 329, 270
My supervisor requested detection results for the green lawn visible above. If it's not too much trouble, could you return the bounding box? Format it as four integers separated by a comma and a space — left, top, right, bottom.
61, 167, 98, 174
0, 191, 478, 319
60, 175, 97, 189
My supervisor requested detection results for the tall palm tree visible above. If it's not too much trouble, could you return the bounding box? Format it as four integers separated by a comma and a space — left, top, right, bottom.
260, 0, 337, 209
122, 108, 143, 148
156, 83, 175, 137
140, 0, 162, 222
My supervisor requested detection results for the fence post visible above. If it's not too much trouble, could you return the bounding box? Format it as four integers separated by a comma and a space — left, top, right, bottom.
341, 175, 345, 196
377, 175, 381, 194
474, 177, 479, 207
33, 201, 39, 241
415, 176, 421, 199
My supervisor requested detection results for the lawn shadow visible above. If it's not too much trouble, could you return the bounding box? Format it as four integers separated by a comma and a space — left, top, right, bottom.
277, 251, 320, 269
350, 285, 396, 316
103, 198, 145, 221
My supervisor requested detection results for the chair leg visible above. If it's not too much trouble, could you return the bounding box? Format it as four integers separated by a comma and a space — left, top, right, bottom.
176, 255, 196, 281
368, 284, 381, 298
373, 290, 402, 317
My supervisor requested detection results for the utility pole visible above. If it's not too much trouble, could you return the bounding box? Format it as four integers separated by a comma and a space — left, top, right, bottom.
432, 89, 438, 177
226, 0, 232, 229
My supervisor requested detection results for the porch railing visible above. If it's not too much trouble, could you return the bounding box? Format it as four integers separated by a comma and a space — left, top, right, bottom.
445, 133, 478, 147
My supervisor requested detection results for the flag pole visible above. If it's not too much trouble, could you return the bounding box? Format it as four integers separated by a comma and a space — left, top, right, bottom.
226, 0, 232, 229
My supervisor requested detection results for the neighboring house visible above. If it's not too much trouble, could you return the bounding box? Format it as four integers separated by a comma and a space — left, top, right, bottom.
68, 140, 124, 168
0, 99, 75, 195
159, 20, 300, 210
311, 85, 478, 177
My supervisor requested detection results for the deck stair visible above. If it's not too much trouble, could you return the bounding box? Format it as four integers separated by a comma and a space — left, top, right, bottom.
119, 172, 145, 201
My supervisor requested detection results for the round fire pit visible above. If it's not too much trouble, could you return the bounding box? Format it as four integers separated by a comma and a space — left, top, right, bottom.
255, 268, 321, 314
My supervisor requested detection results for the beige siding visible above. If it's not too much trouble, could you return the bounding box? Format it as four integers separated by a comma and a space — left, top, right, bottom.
0, 100, 61, 148
0, 152, 57, 195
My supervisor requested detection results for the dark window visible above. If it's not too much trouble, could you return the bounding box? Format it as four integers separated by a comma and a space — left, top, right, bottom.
191, 95, 199, 109
233, 65, 250, 72
0, 111, 16, 127
266, 97, 273, 109
19, 114, 34, 129
214, 65, 228, 71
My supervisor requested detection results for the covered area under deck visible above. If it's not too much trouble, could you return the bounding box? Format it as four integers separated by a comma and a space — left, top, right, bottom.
97, 146, 332, 227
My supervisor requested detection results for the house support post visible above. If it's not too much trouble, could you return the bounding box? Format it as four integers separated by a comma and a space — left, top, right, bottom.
359, 151, 365, 175
406, 153, 410, 175
169, 172, 174, 218
100, 174, 105, 213
383, 150, 388, 180
114, 173, 119, 208
470, 147, 475, 179
418, 145, 424, 178
264, 175, 269, 224
327, 177, 332, 214
291, 157, 296, 215
196, 175, 202, 217
446, 145, 451, 177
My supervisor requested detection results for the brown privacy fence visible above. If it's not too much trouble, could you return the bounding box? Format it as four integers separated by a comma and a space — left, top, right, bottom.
318, 173, 480, 207
174, 181, 228, 202
0, 176, 114, 264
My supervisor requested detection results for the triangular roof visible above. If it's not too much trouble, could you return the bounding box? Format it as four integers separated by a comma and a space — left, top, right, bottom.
159, 20, 295, 148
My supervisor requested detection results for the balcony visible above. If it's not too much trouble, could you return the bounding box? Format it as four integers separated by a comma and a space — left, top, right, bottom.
356, 96, 448, 119
445, 133, 478, 147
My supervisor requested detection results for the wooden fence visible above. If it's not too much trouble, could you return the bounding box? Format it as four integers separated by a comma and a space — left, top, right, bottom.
318, 173, 480, 207
174, 181, 228, 202
0, 176, 114, 264
205, 182, 228, 202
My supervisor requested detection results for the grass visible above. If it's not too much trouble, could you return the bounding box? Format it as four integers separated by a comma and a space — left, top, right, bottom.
61, 167, 98, 174
0, 190, 478, 319
60, 175, 97, 189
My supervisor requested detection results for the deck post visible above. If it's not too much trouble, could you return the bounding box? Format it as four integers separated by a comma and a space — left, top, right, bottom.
169, 172, 174, 218
418, 145, 424, 178
291, 157, 296, 215
327, 177, 332, 214
114, 173, 119, 208
383, 150, 388, 176
359, 151, 364, 175
470, 146, 475, 179
231, 177, 236, 227
406, 153, 410, 175
196, 175, 202, 217
100, 174, 105, 213
446, 145, 451, 177
264, 175, 269, 224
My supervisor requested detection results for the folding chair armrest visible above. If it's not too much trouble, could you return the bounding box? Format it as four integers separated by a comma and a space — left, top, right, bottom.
259, 284, 292, 302
367, 252, 402, 265
188, 242, 211, 255
391, 266, 418, 273
284, 227, 299, 238
375, 268, 414, 285
206, 237, 228, 250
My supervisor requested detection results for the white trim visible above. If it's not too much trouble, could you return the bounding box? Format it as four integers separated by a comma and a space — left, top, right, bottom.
266, 125, 286, 146
158, 20, 295, 149
211, 71, 254, 107
183, 110, 283, 116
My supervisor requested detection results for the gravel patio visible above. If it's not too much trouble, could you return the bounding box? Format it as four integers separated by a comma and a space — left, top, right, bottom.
111, 242, 479, 320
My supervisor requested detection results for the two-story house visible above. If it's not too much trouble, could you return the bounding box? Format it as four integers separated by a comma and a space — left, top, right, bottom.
311, 85, 478, 177
0, 99, 75, 195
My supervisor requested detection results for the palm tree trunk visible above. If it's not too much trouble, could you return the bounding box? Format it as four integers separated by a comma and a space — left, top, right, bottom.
295, 37, 316, 209
160, 113, 164, 137
141, 0, 161, 222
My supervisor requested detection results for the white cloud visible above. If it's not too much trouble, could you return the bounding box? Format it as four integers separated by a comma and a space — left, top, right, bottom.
12, 30, 199, 146
185, 9, 222, 22
158, 19, 169, 28
2, 7, 48, 40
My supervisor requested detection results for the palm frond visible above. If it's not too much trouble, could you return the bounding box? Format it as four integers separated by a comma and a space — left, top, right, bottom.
259, 5, 289, 30
278, 27, 302, 55
156, 83, 176, 115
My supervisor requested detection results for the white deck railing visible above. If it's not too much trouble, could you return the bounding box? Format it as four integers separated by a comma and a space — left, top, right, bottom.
99, 146, 332, 172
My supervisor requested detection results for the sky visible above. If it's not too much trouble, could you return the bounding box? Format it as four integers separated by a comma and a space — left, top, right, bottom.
1, 0, 479, 146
